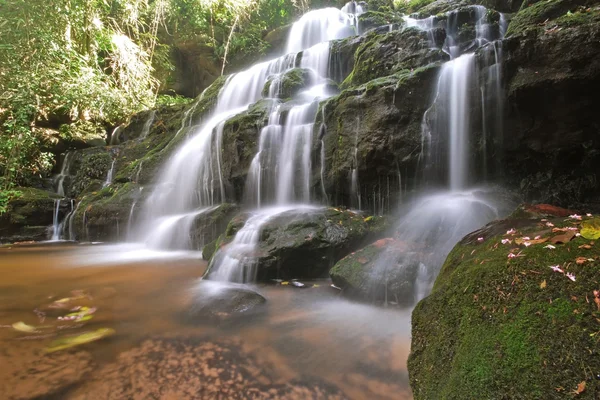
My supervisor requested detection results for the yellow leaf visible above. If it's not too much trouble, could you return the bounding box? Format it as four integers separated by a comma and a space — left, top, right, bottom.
581, 218, 600, 240
281, 281, 289, 285
12, 321, 38, 333
45, 328, 115, 353
540, 280, 547, 289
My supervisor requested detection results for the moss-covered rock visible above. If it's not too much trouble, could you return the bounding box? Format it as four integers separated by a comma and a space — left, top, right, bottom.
262, 68, 315, 99
357, 10, 405, 32
0, 188, 64, 242
505, 0, 597, 37
206, 207, 388, 281
342, 27, 447, 87
316, 64, 440, 210
409, 206, 600, 399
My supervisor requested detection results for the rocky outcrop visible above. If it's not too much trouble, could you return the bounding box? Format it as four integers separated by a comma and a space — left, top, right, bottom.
205, 207, 389, 281
500, 2, 600, 208
408, 205, 600, 399
0, 188, 64, 243
316, 64, 440, 209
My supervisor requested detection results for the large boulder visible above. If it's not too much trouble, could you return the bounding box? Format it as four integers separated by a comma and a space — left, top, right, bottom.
205, 207, 389, 281
408, 206, 600, 399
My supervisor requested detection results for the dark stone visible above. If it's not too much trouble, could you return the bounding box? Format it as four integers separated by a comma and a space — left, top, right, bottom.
185, 280, 267, 321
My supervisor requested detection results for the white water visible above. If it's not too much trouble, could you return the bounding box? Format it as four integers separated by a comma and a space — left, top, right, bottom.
103, 159, 116, 188
204, 5, 362, 282
139, 110, 156, 140
50, 152, 75, 240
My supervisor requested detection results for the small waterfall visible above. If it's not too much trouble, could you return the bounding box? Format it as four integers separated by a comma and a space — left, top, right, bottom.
127, 187, 144, 239
50, 152, 75, 240
103, 159, 116, 188
138, 110, 156, 141
207, 206, 297, 282
109, 126, 122, 145
320, 139, 328, 204
51, 200, 62, 240
350, 116, 361, 209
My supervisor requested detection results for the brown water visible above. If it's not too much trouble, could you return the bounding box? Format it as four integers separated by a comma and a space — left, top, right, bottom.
0, 243, 413, 400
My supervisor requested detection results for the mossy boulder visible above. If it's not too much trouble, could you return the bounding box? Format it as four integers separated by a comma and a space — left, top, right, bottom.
316, 64, 440, 210
0, 188, 64, 242
205, 207, 389, 281
357, 10, 405, 32
505, 0, 598, 37
330, 237, 419, 305
342, 27, 447, 87
409, 206, 600, 399
262, 68, 315, 99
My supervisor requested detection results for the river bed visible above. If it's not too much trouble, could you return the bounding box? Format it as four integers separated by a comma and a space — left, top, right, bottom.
0, 243, 412, 400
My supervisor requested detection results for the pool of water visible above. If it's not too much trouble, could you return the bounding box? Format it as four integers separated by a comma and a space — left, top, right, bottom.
0, 243, 413, 399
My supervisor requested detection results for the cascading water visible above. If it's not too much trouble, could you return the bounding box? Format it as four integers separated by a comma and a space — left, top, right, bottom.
367, 6, 510, 303
202, 6, 362, 282
135, 4, 361, 262
138, 110, 156, 141
103, 159, 116, 188
51, 152, 74, 240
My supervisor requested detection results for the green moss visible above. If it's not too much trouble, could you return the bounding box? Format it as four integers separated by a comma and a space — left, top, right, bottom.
506, 0, 596, 37
394, 0, 437, 14
409, 213, 600, 399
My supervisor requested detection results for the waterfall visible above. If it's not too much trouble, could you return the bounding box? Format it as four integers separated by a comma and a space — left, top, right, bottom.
103, 159, 116, 188
50, 152, 75, 240
139, 110, 156, 141
203, 5, 361, 282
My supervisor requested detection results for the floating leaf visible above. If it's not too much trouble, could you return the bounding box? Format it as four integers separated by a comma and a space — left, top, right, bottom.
45, 328, 115, 353
580, 218, 600, 240
12, 321, 38, 333
363, 216, 373, 222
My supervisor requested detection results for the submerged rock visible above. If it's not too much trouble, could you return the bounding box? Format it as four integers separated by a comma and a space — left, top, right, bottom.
408, 207, 600, 399
185, 281, 266, 322
65, 337, 347, 399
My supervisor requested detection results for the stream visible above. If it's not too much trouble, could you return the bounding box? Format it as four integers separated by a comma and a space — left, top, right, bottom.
0, 244, 412, 399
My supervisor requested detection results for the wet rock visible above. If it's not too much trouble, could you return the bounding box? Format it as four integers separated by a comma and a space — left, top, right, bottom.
342, 28, 447, 87
316, 64, 440, 210
0, 343, 93, 400
408, 207, 600, 399
185, 281, 267, 322
66, 337, 347, 399
263, 24, 293, 58
207, 207, 389, 281
357, 11, 405, 33
330, 238, 419, 305
501, 6, 600, 208
0, 188, 64, 243
263, 68, 316, 99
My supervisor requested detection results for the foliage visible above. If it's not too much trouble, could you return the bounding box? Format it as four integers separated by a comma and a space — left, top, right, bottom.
0, 189, 22, 214
393, 0, 436, 14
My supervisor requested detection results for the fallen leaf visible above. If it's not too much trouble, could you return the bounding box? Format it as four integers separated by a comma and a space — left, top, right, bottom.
574, 381, 586, 395
576, 257, 588, 265
550, 231, 576, 244
581, 218, 600, 240
12, 321, 38, 333
540, 280, 547, 289
578, 244, 592, 249
45, 328, 115, 353
516, 237, 548, 245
